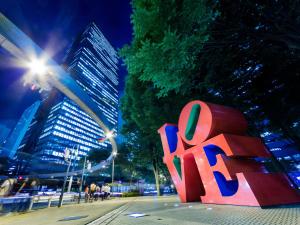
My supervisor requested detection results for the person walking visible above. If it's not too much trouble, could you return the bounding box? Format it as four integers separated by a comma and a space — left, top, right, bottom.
90, 183, 96, 202
95, 185, 100, 201
101, 184, 106, 201
84, 185, 89, 203
0, 178, 16, 197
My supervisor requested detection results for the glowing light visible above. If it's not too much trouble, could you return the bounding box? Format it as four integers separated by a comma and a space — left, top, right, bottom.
27, 58, 47, 75
106, 131, 113, 138
112, 151, 117, 156
128, 213, 146, 218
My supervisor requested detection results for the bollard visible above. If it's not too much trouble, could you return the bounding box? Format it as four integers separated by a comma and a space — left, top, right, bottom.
28, 197, 34, 211
48, 197, 52, 208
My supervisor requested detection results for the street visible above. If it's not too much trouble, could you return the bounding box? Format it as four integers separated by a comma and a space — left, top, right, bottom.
1, 196, 300, 225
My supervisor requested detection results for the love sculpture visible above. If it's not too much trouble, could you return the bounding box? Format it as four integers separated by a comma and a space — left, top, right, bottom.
158, 100, 300, 206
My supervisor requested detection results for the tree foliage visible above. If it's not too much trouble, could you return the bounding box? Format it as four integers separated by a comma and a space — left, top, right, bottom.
86, 148, 111, 164
119, 0, 300, 194
120, 71, 187, 191
120, 0, 300, 148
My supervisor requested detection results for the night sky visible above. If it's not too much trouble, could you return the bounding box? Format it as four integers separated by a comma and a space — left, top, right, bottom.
0, 0, 132, 128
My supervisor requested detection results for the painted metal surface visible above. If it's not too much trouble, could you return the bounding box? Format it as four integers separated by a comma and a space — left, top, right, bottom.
158, 100, 300, 206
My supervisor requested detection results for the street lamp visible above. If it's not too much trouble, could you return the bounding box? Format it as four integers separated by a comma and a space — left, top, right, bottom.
26, 58, 47, 75
111, 151, 117, 184
23, 56, 52, 92
58, 146, 77, 207
78, 157, 91, 204
98, 131, 115, 143
106, 131, 113, 139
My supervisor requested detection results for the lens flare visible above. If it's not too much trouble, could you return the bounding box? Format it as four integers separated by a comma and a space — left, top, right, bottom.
27, 58, 47, 75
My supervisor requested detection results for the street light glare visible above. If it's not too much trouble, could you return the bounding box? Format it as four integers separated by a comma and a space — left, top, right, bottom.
106, 131, 113, 138
27, 58, 47, 75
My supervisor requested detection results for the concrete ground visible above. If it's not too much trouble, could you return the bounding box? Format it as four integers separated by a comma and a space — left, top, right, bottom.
1, 196, 300, 225
89, 196, 300, 225
0, 198, 131, 225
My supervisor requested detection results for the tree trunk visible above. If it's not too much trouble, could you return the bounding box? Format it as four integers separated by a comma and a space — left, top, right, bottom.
129, 173, 133, 187
152, 163, 161, 196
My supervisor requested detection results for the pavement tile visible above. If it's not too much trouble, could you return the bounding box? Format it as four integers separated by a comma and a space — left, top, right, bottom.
104, 196, 300, 225
1, 196, 300, 225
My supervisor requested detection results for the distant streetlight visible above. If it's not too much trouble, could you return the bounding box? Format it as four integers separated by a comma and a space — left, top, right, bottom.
111, 151, 117, 184
58, 145, 77, 207
106, 131, 114, 138
97, 131, 118, 181
98, 131, 115, 143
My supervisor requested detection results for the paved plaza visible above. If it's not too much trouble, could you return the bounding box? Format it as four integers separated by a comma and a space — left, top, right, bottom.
89, 196, 300, 225
0, 198, 130, 225
1, 196, 300, 225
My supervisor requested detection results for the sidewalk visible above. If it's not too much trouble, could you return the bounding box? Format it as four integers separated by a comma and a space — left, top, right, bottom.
89, 196, 300, 225
0, 198, 132, 225
1, 196, 300, 225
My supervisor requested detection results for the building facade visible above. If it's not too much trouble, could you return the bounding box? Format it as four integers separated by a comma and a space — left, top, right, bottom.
0, 124, 10, 145
262, 132, 300, 189
18, 22, 119, 172
1, 101, 40, 158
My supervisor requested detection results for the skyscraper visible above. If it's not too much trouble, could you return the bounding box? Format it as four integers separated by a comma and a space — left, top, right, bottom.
20, 22, 119, 172
0, 101, 41, 158
0, 124, 10, 145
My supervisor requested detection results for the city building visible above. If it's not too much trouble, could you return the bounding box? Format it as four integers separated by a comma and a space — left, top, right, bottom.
262, 132, 300, 189
17, 22, 119, 173
0, 101, 40, 158
0, 123, 10, 145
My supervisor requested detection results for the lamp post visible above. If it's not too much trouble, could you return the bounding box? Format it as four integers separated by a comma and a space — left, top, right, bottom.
58, 146, 76, 208
67, 145, 79, 193
98, 131, 117, 184
111, 151, 117, 184
78, 156, 87, 204
58, 151, 71, 208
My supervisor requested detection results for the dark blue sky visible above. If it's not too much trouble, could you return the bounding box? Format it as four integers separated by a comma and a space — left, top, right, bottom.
0, 0, 132, 127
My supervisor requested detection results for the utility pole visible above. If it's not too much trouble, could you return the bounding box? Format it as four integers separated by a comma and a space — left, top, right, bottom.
111, 152, 117, 183
111, 157, 115, 184
58, 155, 71, 207
78, 155, 87, 204
58, 146, 76, 208
67, 145, 79, 193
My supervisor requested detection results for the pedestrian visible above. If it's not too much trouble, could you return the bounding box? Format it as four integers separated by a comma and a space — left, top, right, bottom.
90, 182, 96, 202
101, 184, 106, 201
84, 185, 89, 203
102, 184, 111, 200
30, 180, 38, 196
95, 185, 100, 201
0, 178, 16, 197
106, 184, 111, 199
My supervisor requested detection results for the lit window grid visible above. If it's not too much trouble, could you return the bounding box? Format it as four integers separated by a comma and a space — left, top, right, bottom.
36, 22, 119, 166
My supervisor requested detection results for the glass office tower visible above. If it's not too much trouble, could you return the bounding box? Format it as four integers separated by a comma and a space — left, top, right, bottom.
1, 101, 41, 158
64, 22, 119, 128
21, 22, 119, 172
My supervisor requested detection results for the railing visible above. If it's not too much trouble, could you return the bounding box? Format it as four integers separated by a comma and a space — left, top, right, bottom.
0, 193, 77, 214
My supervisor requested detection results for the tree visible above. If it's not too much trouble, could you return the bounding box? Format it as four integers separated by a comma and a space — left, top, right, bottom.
121, 0, 300, 146
114, 143, 138, 184
86, 148, 111, 164
119, 70, 189, 194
